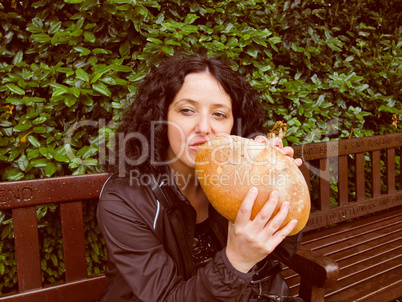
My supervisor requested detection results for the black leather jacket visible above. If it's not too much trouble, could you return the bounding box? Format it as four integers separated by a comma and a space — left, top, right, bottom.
97, 172, 302, 301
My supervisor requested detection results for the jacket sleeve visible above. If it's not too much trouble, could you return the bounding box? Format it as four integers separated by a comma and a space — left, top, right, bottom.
97, 188, 253, 302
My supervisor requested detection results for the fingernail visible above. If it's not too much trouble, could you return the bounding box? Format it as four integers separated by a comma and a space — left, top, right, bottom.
250, 187, 258, 194
271, 191, 279, 198
283, 201, 290, 209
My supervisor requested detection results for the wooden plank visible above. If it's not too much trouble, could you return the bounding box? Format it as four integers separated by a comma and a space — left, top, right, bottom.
400, 147, 402, 190
0, 173, 109, 210
12, 207, 42, 292
303, 192, 402, 231
60, 201, 87, 282
302, 207, 402, 244
355, 153, 365, 202
356, 279, 402, 302
338, 155, 349, 206
371, 150, 381, 198
300, 164, 310, 192
293, 132, 402, 161
336, 246, 402, 276
0, 275, 105, 302
319, 158, 330, 211
325, 261, 402, 302
387, 148, 396, 193
310, 225, 401, 259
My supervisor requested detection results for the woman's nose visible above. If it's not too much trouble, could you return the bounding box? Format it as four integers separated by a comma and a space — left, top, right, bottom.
195, 114, 211, 134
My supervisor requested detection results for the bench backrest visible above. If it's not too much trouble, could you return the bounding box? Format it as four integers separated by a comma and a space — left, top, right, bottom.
0, 133, 400, 300
293, 133, 402, 232
0, 173, 109, 302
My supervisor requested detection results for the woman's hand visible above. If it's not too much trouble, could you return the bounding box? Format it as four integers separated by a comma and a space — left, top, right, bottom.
254, 136, 302, 167
225, 187, 297, 273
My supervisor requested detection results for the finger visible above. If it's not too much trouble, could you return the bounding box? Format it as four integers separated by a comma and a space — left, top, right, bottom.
280, 146, 294, 157
235, 187, 258, 225
268, 137, 283, 149
265, 201, 290, 234
266, 219, 298, 250
254, 135, 268, 144
254, 190, 279, 225
294, 158, 303, 167
278, 219, 298, 237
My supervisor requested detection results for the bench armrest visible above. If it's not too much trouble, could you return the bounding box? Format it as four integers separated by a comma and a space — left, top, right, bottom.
282, 245, 340, 302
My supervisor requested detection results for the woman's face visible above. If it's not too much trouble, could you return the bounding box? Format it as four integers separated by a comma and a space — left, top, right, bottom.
166, 71, 234, 172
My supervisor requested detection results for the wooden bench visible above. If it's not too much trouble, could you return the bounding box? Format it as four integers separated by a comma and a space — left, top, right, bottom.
0, 173, 109, 302
0, 133, 399, 302
282, 132, 402, 302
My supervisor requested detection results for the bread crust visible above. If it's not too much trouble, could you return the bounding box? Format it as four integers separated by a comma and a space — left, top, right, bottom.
195, 135, 310, 235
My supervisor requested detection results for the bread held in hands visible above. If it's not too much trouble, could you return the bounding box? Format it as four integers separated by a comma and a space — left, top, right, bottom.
195, 135, 310, 236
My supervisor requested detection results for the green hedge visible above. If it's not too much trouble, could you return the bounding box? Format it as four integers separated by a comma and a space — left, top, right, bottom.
0, 0, 401, 294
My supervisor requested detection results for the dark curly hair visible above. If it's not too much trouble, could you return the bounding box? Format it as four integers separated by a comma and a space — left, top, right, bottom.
109, 54, 269, 177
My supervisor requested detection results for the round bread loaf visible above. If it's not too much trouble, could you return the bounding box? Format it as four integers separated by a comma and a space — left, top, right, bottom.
195, 135, 310, 236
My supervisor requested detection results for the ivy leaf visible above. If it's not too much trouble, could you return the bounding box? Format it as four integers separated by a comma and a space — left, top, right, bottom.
45, 162, 57, 177
92, 82, 111, 97
54, 154, 70, 163
27, 135, 41, 147
6, 83, 25, 95
76, 68, 90, 82
3, 169, 24, 181
185, 14, 200, 24
31, 158, 49, 168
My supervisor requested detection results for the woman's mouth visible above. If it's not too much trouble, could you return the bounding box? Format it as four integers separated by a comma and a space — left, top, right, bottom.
189, 140, 208, 152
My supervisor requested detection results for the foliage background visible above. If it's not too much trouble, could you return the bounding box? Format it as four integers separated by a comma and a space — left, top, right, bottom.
0, 0, 401, 294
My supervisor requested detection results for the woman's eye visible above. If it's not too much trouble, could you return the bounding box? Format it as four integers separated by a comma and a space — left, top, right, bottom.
214, 112, 227, 119
179, 108, 194, 115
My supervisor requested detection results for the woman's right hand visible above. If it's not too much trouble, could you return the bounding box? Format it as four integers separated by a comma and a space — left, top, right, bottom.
225, 187, 297, 273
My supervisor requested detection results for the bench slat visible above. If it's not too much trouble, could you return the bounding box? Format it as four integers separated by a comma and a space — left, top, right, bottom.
356, 279, 402, 302
60, 201, 87, 282
355, 152, 365, 202
387, 148, 396, 193
12, 207, 42, 292
283, 206, 402, 301
371, 150, 381, 198
319, 158, 330, 211
300, 164, 310, 193
326, 261, 402, 302
302, 207, 402, 243
338, 155, 349, 206
305, 218, 401, 256
0, 275, 105, 302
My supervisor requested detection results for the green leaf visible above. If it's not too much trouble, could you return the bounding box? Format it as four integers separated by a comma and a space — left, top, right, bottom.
45, 162, 57, 177
64, 95, 78, 107
17, 155, 29, 171
6, 83, 25, 95
184, 14, 200, 24
33, 116, 47, 125
76, 68, 90, 82
3, 169, 24, 181
146, 37, 163, 44
52, 87, 68, 97
31, 33, 51, 43
31, 158, 49, 168
54, 154, 70, 163
92, 82, 111, 97
48, 21, 62, 35
33, 126, 47, 133
119, 40, 131, 57
84, 31, 96, 43
64, 0, 84, 3
27, 135, 41, 147
12, 51, 24, 65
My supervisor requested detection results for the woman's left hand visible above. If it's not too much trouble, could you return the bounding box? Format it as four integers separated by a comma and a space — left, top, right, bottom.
254, 136, 303, 167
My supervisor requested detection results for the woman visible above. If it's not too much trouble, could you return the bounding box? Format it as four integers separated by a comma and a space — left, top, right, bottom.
97, 55, 304, 301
